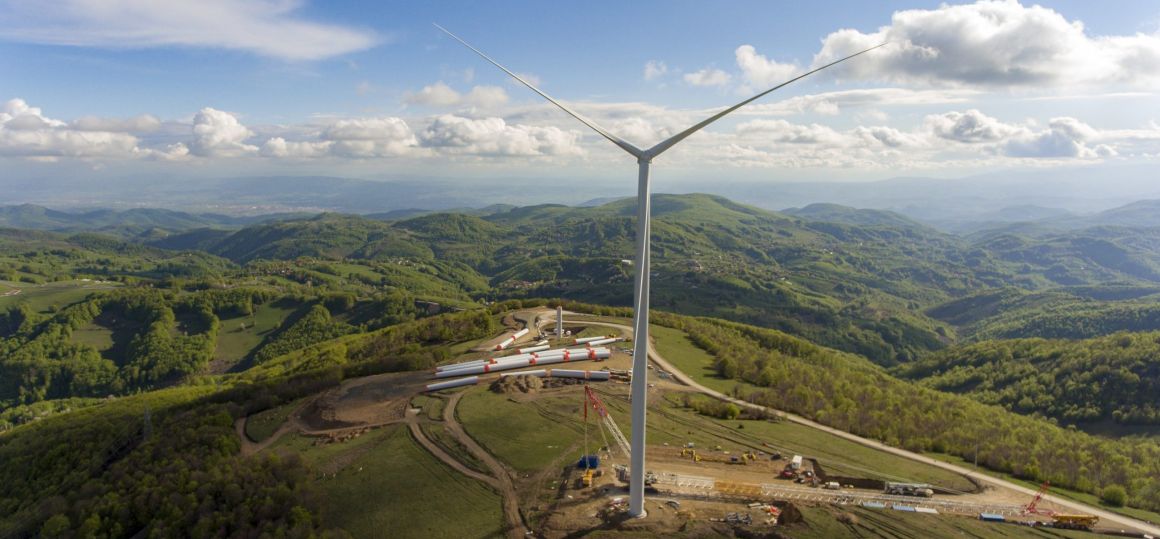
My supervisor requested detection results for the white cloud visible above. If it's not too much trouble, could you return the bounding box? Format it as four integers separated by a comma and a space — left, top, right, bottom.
925, 109, 1025, 143
852, 125, 925, 149
644, 60, 668, 81
464, 86, 509, 108
739, 88, 978, 116
406, 82, 509, 108
71, 115, 161, 132
736, 119, 845, 145
321, 117, 416, 157
0, 0, 379, 61
684, 68, 731, 87
260, 137, 331, 158
190, 107, 257, 157
609, 117, 673, 148
811, 0, 1160, 87
407, 82, 461, 107
735, 45, 799, 88
0, 98, 142, 158
420, 115, 582, 157
1004, 117, 1113, 158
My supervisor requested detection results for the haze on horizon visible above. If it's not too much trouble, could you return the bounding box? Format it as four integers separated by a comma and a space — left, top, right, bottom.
1, 0, 1159, 198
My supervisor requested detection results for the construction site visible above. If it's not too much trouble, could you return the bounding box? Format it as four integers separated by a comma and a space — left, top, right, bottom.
237, 307, 1158, 539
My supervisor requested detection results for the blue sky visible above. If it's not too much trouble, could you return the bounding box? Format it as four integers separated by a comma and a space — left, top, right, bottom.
1, 0, 1159, 185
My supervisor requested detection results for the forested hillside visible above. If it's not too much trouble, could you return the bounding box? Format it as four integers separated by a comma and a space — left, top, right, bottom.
894, 333, 1160, 425
0, 307, 497, 537
138, 194, 1160, 366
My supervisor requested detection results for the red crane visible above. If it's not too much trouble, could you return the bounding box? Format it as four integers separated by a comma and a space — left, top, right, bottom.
584, 385, 631, 458
1024, 481, 1056, 516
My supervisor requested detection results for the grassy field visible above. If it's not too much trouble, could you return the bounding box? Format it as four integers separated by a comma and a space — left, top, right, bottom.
410, 394, 446, 421
312, 425, 504, 538
458, 388, 586, 473
70, 322, 115, 353
420, 422, 488, 474
0, 280, 119, 312
649, 324, 725, 390
243, 398, 305, 443
214, 300, 301, 367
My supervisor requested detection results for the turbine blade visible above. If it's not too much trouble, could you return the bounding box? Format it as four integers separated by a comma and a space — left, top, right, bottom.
434, 24, 643, 158
647, 42, 888, 159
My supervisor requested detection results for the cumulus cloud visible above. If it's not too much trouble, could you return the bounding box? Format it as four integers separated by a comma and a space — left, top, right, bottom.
406, 82, 509, 108
853, 125, 925, 149
609, 117, 673, 148
420, 115, 582, 157
925, 109, 1025, 142
189, 108, 257, 157
684, 68, 731, 87
0, 98, 143, 158
811, 0, 1160, 87
736, 119, 845, 145
644, 60, 668, 81
735, 45, 799, 88
1005, 117, 1114, 158
0, 0, 379, 61
407, 82, 460, 107
260, 137, 331, 158
321, 117, 417, 157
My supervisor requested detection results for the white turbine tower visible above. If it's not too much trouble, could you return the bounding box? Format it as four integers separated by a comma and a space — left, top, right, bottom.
436, 24, 882, 518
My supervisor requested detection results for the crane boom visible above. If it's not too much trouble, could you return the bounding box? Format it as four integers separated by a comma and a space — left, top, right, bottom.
1024, 481, 1055, 516
585, 385, 631, 459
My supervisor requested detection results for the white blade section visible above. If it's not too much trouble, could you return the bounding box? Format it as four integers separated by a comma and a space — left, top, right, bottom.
645, 42, 889, 159
434, 24, 644, 159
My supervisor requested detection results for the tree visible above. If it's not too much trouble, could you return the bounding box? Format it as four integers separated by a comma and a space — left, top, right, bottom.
1101, 485, 1127, 507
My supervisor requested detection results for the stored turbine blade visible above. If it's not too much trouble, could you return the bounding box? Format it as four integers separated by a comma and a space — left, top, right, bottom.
646, 43, 888, 159
434, 24, 644, 158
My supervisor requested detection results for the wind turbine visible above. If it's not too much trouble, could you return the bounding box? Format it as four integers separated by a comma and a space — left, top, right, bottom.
436, 24, 883, 518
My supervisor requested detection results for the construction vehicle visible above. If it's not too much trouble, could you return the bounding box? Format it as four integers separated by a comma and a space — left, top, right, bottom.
614, 464, 657, 486
1022, 481, 1098, 530
581, 468, 595, 488
884, 482, 934, 497
1051, 514, 1099, 530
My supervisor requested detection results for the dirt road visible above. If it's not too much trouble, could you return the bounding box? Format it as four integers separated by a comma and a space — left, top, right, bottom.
442, 391, 529, 538
569, 315, 1160, 537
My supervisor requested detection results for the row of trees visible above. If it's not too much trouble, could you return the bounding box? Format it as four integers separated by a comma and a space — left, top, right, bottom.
655, 312, 1160, 512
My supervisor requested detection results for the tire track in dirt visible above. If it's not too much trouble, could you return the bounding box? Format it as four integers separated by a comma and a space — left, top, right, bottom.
408, 416, 496, 486
441, 391, 530, 539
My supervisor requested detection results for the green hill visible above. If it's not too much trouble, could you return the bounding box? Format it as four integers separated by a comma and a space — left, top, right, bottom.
894, 332, 1160, 425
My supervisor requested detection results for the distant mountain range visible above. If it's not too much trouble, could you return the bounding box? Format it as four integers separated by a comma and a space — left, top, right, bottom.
7, 194, 1160, 241
4, 164, 1159, 229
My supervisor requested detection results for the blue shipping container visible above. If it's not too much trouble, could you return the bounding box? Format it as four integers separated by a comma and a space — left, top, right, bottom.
578, 455, 600, 469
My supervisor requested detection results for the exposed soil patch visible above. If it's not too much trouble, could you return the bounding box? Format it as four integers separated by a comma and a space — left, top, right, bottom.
295, 370, 429, 429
